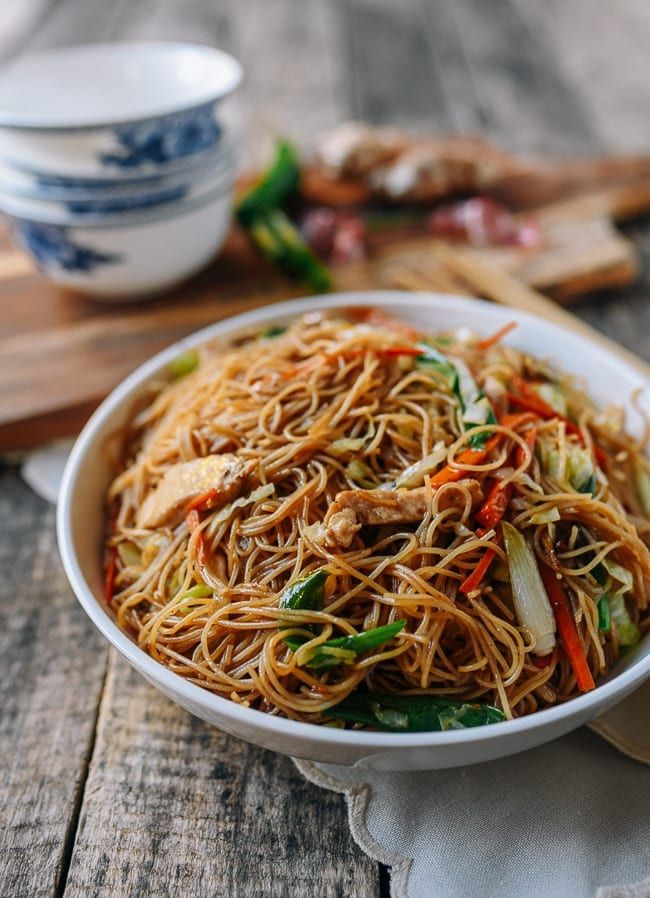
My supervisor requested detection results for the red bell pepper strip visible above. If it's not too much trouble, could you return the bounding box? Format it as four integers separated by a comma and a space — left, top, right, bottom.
538, 562, 595, 692
476, 321, 518, 351
104, 546, 117, 605
460, 547, 498, 595
476, 480, 512, 529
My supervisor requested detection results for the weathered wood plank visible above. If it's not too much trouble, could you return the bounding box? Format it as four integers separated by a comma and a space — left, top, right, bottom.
227, 0, 347, 166
512, 0, 650, 152
0, 470, 108, 898
432, 0, 597, 154
338, 0, 454, 129
62, 651, 379, 898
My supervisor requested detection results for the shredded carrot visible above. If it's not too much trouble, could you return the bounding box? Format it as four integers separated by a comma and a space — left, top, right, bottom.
460, 548, 497, 595
476, 320, 518, 351
508, 378, 583, 439
538, 562, 595, 692
197, 534, 207, 566
104, 546, 117, 605
187, 488, 220, 513
499, 411, 536, 431
515, 426, 537, 468
431, 434, 502, 486
533, 652, 555, 670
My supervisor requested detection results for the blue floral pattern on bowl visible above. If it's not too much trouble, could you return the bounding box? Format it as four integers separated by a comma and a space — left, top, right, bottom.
100, 103, 221, 170
63, 185, 187, 216
12, 220, 122, 272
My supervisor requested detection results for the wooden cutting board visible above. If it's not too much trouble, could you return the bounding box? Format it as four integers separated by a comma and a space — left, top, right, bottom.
1, 175, 648, 451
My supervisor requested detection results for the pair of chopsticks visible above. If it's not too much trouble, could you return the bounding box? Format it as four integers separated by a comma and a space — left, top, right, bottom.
391, 242, 650, 381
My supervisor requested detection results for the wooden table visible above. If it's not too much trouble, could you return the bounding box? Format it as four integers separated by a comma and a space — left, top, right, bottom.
2, 2, 649, 896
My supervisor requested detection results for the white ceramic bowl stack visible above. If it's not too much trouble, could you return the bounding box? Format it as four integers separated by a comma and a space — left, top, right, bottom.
0, 42, 243, 299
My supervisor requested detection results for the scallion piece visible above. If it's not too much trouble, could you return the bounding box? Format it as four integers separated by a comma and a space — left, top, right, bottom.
328, 693, 505, 731
502, 521, 556, 656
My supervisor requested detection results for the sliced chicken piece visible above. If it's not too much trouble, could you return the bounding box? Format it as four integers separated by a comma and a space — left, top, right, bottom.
317, 479, 483, 549
137, 454, 251, 530
314, 507, 361, 550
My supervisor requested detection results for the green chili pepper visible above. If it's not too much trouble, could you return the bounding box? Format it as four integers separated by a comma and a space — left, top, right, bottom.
237, 140, 300, 227
597, 595, 611, 632
328, 693, 505, 731
295, 620, 405, 671
243, 207, 330, 292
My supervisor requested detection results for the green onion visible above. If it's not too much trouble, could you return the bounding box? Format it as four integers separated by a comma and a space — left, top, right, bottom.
294, 620, 405, 671
416, 345, 496, 449
279, 569, 327, 649
597, 595, 611, 632
502, 521, 556, 656
169, 349, 199, 378
328, 693, 505, 731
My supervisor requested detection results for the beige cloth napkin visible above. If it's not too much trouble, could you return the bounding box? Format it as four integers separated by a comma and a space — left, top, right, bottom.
294, 683, 650, 898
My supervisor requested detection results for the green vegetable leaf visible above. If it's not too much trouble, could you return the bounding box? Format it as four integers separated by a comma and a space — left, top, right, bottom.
261, 325, 287, 338
328, 693, 505, 731
279, 569, 327, 615
296, 620, 405, 671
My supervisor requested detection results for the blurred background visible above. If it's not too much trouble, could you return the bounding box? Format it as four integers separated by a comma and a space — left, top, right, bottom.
0, 0, 647, 163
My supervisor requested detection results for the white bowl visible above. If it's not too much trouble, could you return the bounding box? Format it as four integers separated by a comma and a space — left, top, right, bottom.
0, 42, 242, 177
56, 293, 650, 768
8, 177, 234, 299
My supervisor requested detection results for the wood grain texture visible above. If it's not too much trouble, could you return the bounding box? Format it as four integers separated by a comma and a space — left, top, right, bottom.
62, 651, 378, 898
0, 471, 108, 898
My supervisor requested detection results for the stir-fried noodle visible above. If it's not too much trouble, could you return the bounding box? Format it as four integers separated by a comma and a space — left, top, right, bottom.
105, 311, 650, 729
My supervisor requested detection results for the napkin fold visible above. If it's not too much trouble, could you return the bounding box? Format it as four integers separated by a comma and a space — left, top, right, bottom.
295, 700, 650, 898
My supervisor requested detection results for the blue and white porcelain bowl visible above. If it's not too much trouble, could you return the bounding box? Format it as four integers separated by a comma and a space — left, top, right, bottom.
8, 176, 235, 300
0, 154, 236, 220
0, 137, 237, 201
0, 42, 242, 178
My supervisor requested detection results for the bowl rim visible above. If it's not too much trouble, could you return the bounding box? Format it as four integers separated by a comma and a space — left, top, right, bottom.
56, 291, 650, 751
0, 41, 243, 131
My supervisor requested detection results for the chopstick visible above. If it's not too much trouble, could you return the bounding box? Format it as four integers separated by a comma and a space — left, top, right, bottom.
428, 243, 650, 381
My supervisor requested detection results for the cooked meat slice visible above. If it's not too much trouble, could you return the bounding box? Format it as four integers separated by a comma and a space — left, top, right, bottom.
137, 454, 251, 530
313, 508, 361, 550
332, 479, 483, 525
316, 479, 484, 549
317, 121, 406, 178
